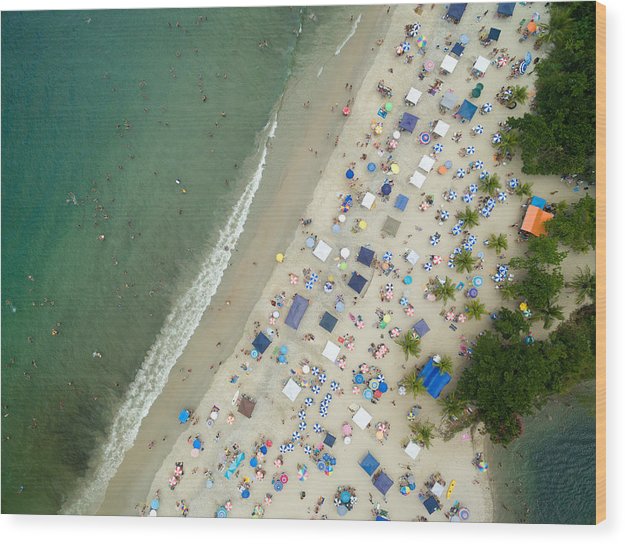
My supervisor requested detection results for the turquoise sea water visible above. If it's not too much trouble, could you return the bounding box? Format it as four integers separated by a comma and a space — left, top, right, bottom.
489, 383, 596, 525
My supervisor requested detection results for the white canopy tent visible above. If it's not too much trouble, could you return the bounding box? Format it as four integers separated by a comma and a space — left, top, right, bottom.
433, 120, 450, 138
352, 407, 373, 430
473, 55, 490, 75
361, 192, 376, 210
313, 240, 332, 262
431, 482, 445, 497
322, 340, 340, 363
406, 249, 420, 265
418, 155, 436, 173
404, 441, 422, 460
409, 170, 427, 189
405, 87, 422, 106
440, 54, 458, 74
282, 379, 302, 402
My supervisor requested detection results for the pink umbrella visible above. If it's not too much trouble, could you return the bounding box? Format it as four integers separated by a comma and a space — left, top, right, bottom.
423, 59, 435, 72
346, 342, 355, 351
338, 359, 346, 370
457, 313, 467, 323
268, 317, 276, 325
356, 321, 365, 329
225, 501, 233, 511
174, 466, 183, 476
426, 293, 436, 302
342, 424, 353, 436
388, 139, 398, 149
445, 311, 456, 321
191, 448, 200, 458
405, 306, 415, 316
256, 470, 265, 480
264, 495, 272, 505
374, 351, 382, 359
352, 386, 361, 394
169, 477, 178, 486
289, 274, 299, 285
432, 255, 442, 265
385, 290, 394, 300
390, 327, 400, 338
274, 458, 283, 468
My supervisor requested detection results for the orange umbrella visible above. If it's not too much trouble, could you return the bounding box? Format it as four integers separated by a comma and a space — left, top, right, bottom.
437, 165, 448, 175
527, 21, 537, 33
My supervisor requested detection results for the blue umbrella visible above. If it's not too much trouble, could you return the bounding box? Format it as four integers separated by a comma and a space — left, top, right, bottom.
447, 260, 455, 268
306, 237, 315, 248
492, 133, 501, 144
319, 373, 327, 384
299, 421, 307, 431
444, 160, 453, 169
377, 373, 385, 382
468, 234, 477, 243
335, 301, 345, 312
498, 191, 507, 202
423, 262, 433, 271
433, 143, 444, 153
463, 193, 473, 203
178, 409, 190, 424
452, 225, 462, 236
304, 444, 312, 455
381, 183, 392, 196
193, 438, 201, 449
456, 168, 466, 178
304, 397, 313, 407
311, 366, 319, 376
453, 247, 462, 254
325, 392, 332, 400
401, 41, 411, 52
463, 242, 472, 251
151, 499, 160, 510
430, 237, 439, 246
383, 251, 393, 262
367, 162, 377, 172
482, 102, 493, 113
479, 170, 490, 180
292, 431, 301, 441
508, 178, 519, 188
279, 444, 287, 453
408, 23, 420, 37
313, 423, 323, 433
330, 381, 340, 391
467, 146, 476, 155
379, 382, 388, 393
274, 481, 284, 492
469, 183, 478, 193
473, 125, 484, 134
400, 296, 408, 306
286, 443, 295, 452
278, 355, 286, 363
242, 489, 250, 499
448, 190, 458, 200
250, 457, 258, 468
441, 210, 450, 220
519, 60, 528, 75
474, 160, 484, 169
346, 169, 354, 179
473, 276, 484, 287
311, 273, 319, 282
298, 410, 306, 420
320, 411, 328, 418
459, 34, 470, 45
312, 385, 321, 394
355, 373, 365, 384
216, 507, 228, 518
332, 224, 341, 234
305, 281, 314, 290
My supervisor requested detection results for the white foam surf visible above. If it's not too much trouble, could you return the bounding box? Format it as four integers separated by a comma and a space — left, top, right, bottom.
62, 114, 278, 515
335, 13, 361, 56
317, 66, 324, 78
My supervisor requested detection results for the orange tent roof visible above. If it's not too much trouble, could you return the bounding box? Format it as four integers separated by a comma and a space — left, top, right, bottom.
521, 205, 554, 236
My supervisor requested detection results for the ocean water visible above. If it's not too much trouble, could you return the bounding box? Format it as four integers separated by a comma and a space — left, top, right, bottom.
0, 6, 350, 514
489, 382, 596, 525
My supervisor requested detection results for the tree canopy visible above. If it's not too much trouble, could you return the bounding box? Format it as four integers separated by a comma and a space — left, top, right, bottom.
544, 195, 596, 252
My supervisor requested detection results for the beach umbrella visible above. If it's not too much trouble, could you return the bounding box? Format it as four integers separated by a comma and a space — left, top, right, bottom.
292, 431, 301, 441
403, 275, 413, 285
305, 281, 313, 290
456, 168, 466, 178
192, 438, 202, 449
151, 499, 160, 510
330, 381, 340, 391
432, 255, 443, 265
332, 224, 341, 234
440, 210, 450, 220
393, 130, 401, 140
433, 143, 444, 153
482, 102, 493, 113
298, 409, 307, 420
423, 59, 435, 72
311, 272, 319, 282
459, 34, 469, 45
417, 35, 427, 48
304, 397, 314, 408
448, 260, 455, 269
492, 133, 501, 144
216, 506, 228, 518
474, 160, 484, 169
178, 409, 190, 424
346, 169, 354, 179
382, 183, 393, 196
306, 237, 315, 248
319, 372, 327, 384
385, 102, 393, 112
367, 162, 376, 172
519, 60, 528, 75
462, 193, 473, 204
423, 262, 433, 271
497, 191, 507, 202
473, 125, 484, 135
466, 146, 476, 155
408, 23, 421, 37
276, 253, 285, 263
358, 220, 367, 230
448, 190, 458, 200
311, 385, 321, 394
479, 170, 490, 180
311, 366, 319, 376
342, 106, 351, 116
469, 183, 478, 193
458, 507, 470, 521
400, 296, 409, 306
468, 287, 478, 298
382, 251, 393, 262
452, 224, 462, 236
401, 41, 411, 52
473, 276, 484, 288
525, 50, 533, 64
419, 131, 431, 145
508, 178, 519, 189
304, 444, 312, 455
286, 443, 295, 452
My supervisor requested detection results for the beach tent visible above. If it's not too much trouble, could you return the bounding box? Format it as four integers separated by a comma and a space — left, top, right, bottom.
382, 216, 401, 237
440, 91, 459, 110
359, 452, 380, 476
431, 482, 445, 497
373, 471, 394, 496
282, 378, 303, 402
472, 56, 490, 76
285, 294, 309, 330
409, 170, 427, 189
252, 332, 272, 354
323, 432, 336, 448
488, 27, 502, 41
404, 441, 422, 460
394, 194, 409, 212
399, 112, 419, 133
521, 205, 554, 236
224, 452, 246, 480
530, 195, 547, 209
322, 340, 340, 363
418, 358, 452, 399
348, 272, 367, 294
497, 3, 516, 17
433, 120, 450, 138
405, 87, 422, 106
412, 318, 430, 337
457, 99, 478, 121
319, 311, 339, 333
418, 155, 436, 173
238, 397, 256, 419
440, 54, 458, 74
313, 240, 333, 262
446, 3, 467, 23
362, 192, 376, 210
352, 407, 373, 430
357, 246, 375, 267
451, 42, 465, 57
423, 496, 440, 515
406, 250, 420, 266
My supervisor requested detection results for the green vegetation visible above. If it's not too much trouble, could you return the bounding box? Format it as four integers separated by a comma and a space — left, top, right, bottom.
466, 299, 488, 321
457, 207, 480, 229
545, 195, 596, 252
493, 307, 530, 340
439, 391, 466, 421
479, 173, 502, 197
402, 368, 426, 398
515, 182, 534, 200
508, 85, 529, 105
568, 266, 596, 304
487, 233, 508, 255
507, 2, 596, 178
396, 331, 421, 361
433, 354, 454, 375
454, 249, 477, 274
410, 420, 436, 449
431, 276, 457, 304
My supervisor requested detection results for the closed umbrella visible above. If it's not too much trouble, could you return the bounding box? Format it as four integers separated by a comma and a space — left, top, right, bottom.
408, 23, 421, 37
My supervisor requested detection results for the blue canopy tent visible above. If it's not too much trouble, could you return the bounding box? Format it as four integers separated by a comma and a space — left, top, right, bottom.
394, 194, 409, 212
319, 311, 338, 333
418, 358, 452, 399
451, 42, 465, 57
423, 495, 440, 515
285, 294, 309, 330
373, 471, 394, 496
252, 332, 272, 354
488, 28, 501, 41
359, 452, 380, 476
457, 99, 478, 121
323, 432, 336, 448
530, 195, 547, 209
399, 112, 418, 133
357, 246, 375, 267
497, 3, 516, 17
348, 272, 367, 294
412, 318, 430, 338
446, 3, 467, 23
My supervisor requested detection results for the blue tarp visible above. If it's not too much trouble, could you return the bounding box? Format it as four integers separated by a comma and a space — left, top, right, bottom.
394, 194, 409, 212
446, 3, 467, 22
399, 112, 418, 133
285, 294, 309, 330
224, 452, 246, 480
412, 318, 430, 338
457, 99, 478, 121
488, 27, 501, 41
451, 42, 465, 56
324, 433, 336, 448
373, 471, 394, 495
375, 515, 390, 521
497, 2, 515, 17
319, 312, 338, 333
531, 196, 547, 209
348, 272, 367, 294
418, 358, 452, 400
252, 332, 271, 354
423, 495, 440, 515
178, 409, 190, 424
357, 246, 375, 267
359, 452, 380, 476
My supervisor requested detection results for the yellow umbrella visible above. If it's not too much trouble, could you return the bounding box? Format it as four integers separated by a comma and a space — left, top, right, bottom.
275, 253, 284, 263
383, 314, 391, 323
358, 220, 367, 230
519, 302, 528, 311
328, 275, 334, 282
374, 125, 383, 135
390, 163, 400, 174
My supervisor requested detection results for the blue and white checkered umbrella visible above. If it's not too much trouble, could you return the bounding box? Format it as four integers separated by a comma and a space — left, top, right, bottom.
298, 410, 307, 420
279, 444, 287, 453
469, 183, 479, 193
508, 178, 519, 189
310, 273, 319, 282
319, 373, 327, 384
433, 143, 444, 153
382, 251, 393, 262
474, 160, 484, 169
479, 170, 490, 180
447, 260, 455, 268
305, 281, 314, 290
401, 41, 411, 52
463, 193, 473, 203
452, 225, 462, 236
299, 421, 307, 431
330, 381, 339, 391
467, 146, 476, 155
311, 366, 319, 376
304, 397, 313, 407
482, 102, 493, 113
448, 190, 458, 200
304, 444, 312, 455
400, 296, 409, 306
313, 423, 323, 433
497, 191, 507, 202
456, 168, 466, 178
311, 384, 321, 394
473, 125, 484, 134
423, 262, 433, 271
286, 442, 295, 452
292, 431, 301, 441
441, 210, 450, 220
492, 133, 501, 144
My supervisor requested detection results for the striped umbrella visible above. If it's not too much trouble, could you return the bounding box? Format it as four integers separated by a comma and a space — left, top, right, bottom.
310, 273, 319, 282
492, 133, 501, 144
453, 247, 463, 255
498, 191, 507, 202
325, 392, 333, 400
432, 255, 443, 265
304, 444, 312, 455
298, 410, 306, 420
292, 431, 301, 441
463, 193, 473, 203
286, 443, 295, 452
440, 210, 450, 220
330, 381, 340, 391
508, 178, 519, 188
416, 35, 427, 48
456, 168, 466, 178
408, 23, 421, 37
430, 237, 440, 246
468, 234, 478, 244
482, 102, 493, 113
473, 125, 484, 134
519, 60, 528, 75
299, 421, 307, 431
467, 146, 476, 155
481, 209, 491, 218
304, 397, 313, 407
400, 296, 409, 306
305, 281, 314, 290
463, 242, 472, 251
447, 260, 455, 268
479, 170, 490, 180
385, 282, 394, 291
469, 183, 479, 193
311, 385, 321, 394
419, 131, 431, 144
311, 366, 319, 376
452, 225, 462, 236
423, 262, 433, 271
401, 41, 411, 52
382, 251, 393, 262
448, 190, 458, 200
474, 160, 484, 169
433, 143, 444, 153
319, 373, 327, 384
279, 445, 287, 453
320, 411, 328, 418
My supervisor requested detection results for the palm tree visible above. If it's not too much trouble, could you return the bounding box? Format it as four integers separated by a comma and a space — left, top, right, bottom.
536, 301, 565, 329
536, 8, 574, 48
402, 368, 427, 398
487, 233, 508, 255
410, 420, 436, 449
396, 331, 421, 361
496, 130, 519, 157
433, 354, 454, 375
479, 173, 501, 197
432, 276, 457, 303
466, 299, 488, 320
568, 266, 596, 304
516, 182, 534, 199
499, 282, 517, 301
439, 391, 465, 420
454, 250, 477, 274
508, 86, 529, 106
457, 206, 480, 229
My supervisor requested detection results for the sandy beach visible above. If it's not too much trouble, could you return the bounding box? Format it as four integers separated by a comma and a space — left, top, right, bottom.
98, 2, 595, 522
